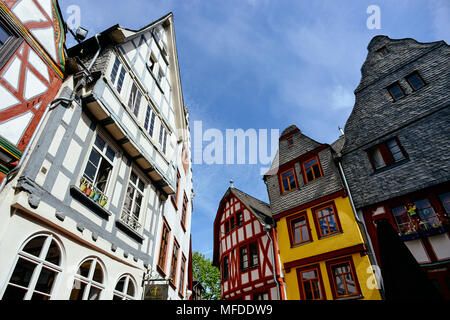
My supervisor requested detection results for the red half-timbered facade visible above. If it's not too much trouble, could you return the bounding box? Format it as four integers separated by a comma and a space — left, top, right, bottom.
213, 187, 285, 300
0, 0, 65, 181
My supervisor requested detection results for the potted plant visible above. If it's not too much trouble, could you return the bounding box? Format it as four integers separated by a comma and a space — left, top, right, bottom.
99, 195, 108, 207
79, 178, 88, 192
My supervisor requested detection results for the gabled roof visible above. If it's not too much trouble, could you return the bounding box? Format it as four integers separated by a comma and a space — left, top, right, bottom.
212, 186, 273, 267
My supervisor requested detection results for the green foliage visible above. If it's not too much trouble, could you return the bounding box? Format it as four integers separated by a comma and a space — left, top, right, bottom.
192, 251, 221, 300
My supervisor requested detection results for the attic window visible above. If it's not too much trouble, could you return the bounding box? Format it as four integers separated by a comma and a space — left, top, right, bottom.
377, 46, 388, 57
287, 137, 294, 147
387, 82, 405, 101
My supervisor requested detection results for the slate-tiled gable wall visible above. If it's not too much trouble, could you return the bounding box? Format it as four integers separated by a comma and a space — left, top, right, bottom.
342, 36, 450, 209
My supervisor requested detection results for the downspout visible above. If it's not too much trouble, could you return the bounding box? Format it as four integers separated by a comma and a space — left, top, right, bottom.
0, 33, 102, 193
337, 159, 385, 298
263, 224, 284, 300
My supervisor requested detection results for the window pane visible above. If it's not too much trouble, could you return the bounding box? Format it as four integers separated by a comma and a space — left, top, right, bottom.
22, 236, 46, 258
34, 267, 57, 294
77, 260, 92, 278
92, 262, 103, 284
312, 165, 322, 179
110, 57, 120, 84
306, 168, 314, 182
370, 147, 386, 169
439, 193, 450, 214
95, 158, 112, 192
407, 73, 424, 90
414, 199, 440, 227
303, 281, 314, 300
45, 240, 61, 266
327, 215, 338, 233
389, 84, 404, 99
88, 286, 102, 300
9, 258, 37, 288
115, 277, 126, 293
282, 170, 293, 179
127, 280, 135, 297
0, 25, 11, 45
94, 135, 106, 151
335, 274, 346, 295
2, 285, 27, 300
345, 273, 357, 294
113, 294, 123, 300
304, 158, 318, 168
387, 140, 405, 162
392, 206, 413, 234
70, 280, 86, 300
282, 179, 290, 192
311, 279, 322, 299
301, 225, 309, 242
301, 270, 317, 280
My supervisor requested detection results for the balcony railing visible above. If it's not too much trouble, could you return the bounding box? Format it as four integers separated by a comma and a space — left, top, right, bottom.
120, 210, 142, 234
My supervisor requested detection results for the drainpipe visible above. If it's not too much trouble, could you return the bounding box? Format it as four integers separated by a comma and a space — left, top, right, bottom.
337, 159, 385, 298
263, 224, 284, 300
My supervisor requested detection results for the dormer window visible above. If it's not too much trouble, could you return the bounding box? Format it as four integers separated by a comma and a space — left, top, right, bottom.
302, 156, 323, 184
377, 46, 388, 57
406, 71, 425, 91
387, 82, 405, 101
287, 137, 294, 147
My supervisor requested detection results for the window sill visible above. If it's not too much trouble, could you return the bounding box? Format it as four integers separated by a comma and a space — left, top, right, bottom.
156, 264, 167, 277
115, 218, 145, 243
317, 231, 343, 240
70, 186, 111, 220
168, 279, 177, 290
334, 294, 364, 301
290, 240, 313, 249
371, 158, 410, 175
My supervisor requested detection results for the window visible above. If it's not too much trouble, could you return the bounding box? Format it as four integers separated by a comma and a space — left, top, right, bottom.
0, 16, 22, 69
327, 258, 361, 299
113, 275, 136, 300
171, 170, 181, 209
406, 71, 425, 91
377, 46, 388, 57
229, 215, 235, 230
439, 193, 450, 216
149, 54, 156, 73
387, 82, 405, 101
287, 212, 312, 246
181, 193, 189, 230
414, 198, 441, 230
302, 156, 323, 183
253, 291, 269, 300
224, 220, 230, 235
296, 265, 325, 300
82, 134, 115, 196
70, 258, 105, 300
222, 256, 229, 280
159, 125, 168, 154
144, 106, 156, 137
157, 68, 164, 84
240, 242, 259, 271
287, 137, 294, 146
121, 171, 146, 233
1, 234, 62, 300
367, 138, 407, 171
127, 83, 142, 117
280, 168, 298, 194
236, 212, 243, 227
110, 56, 126, 94
0, 24, 10, 48
313, 202, 342, 238
169, 240, 180, 287
392, 205, 416, 235
178, 255, 186, 296
157, 220, 171, 274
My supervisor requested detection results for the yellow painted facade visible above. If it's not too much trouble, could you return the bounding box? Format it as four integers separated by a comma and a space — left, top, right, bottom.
277, 195, 382, 300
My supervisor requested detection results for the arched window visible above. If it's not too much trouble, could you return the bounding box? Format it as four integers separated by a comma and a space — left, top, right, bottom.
113, 274, 137, 300
1, 233, 63, 300
70, 258, 105, 300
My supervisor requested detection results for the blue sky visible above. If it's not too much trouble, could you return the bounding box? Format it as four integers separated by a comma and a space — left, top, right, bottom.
60, 0, 449, 260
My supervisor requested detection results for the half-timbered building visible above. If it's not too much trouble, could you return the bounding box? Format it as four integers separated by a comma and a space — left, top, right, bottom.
213, 186, 285, 300
0, 0, 65, 184
0, 12, 193, 300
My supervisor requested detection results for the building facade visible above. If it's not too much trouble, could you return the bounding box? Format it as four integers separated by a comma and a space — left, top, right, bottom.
0, 0, 65, 184
341, 36, 450, 299
213, 186, 284, 300
264, 125, 381, 300
0, 12, 194, 300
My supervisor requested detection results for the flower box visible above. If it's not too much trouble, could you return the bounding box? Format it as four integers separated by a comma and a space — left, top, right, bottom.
400, 232, 420, 241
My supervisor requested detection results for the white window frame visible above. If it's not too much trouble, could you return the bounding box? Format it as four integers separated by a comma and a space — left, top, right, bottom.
0, 233, 64, 300
121, 169, 147, 233
110, 55, 126, 94
82, 133, 117, 189
158, 124, 168, 154
113, 274, 137, 300
71, 257, 105, 300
